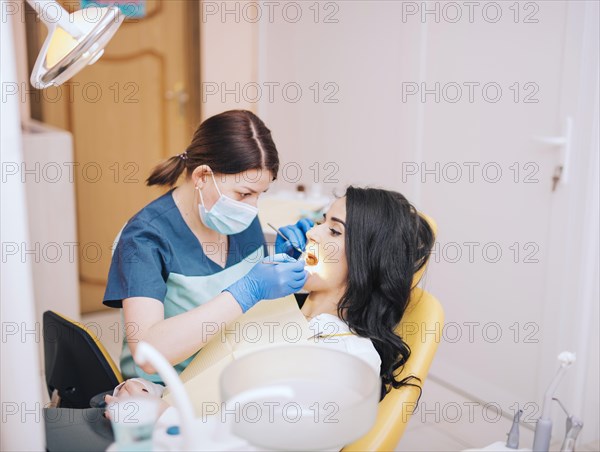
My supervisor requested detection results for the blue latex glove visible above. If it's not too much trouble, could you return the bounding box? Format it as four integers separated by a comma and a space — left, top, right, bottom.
224, 253, 308, 313
275, 218, 314, 259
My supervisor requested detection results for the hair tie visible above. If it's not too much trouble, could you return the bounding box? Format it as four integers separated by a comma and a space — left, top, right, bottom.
178, 151, 188, 161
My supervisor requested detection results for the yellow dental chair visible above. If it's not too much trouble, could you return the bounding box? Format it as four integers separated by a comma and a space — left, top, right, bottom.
43, 310, 123, 408
343, 215, 443, 451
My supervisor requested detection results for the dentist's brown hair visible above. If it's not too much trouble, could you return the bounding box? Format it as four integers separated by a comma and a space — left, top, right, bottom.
146, 110, 280, 186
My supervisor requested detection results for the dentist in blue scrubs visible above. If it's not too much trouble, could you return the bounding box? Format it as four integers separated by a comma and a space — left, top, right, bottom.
103, 110, 312, 381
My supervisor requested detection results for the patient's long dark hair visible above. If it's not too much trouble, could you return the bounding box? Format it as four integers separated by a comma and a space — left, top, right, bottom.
339, 187, 434, 400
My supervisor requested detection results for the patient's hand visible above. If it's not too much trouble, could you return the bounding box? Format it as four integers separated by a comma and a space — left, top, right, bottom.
104, 379, 170, 419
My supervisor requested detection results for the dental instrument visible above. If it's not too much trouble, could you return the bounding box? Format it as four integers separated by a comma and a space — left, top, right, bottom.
267, 223, 304, 255
532, 351, 576, 452
268, 221, 320, 265
466, 351, 581, 452
266, 222, 320, 266
553, 398, 584, 452
506, 409, 523, 449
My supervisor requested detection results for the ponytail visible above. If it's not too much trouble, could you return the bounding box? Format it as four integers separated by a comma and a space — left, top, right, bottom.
146, 154, 187, 187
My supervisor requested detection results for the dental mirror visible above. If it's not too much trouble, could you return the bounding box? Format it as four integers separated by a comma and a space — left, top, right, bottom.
26, 0, 124, 89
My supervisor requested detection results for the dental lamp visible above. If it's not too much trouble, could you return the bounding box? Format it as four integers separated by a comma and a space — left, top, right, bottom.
25, 0, 124, 89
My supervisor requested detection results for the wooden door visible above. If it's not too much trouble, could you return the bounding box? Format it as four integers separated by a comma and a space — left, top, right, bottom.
35, 0, 200, 313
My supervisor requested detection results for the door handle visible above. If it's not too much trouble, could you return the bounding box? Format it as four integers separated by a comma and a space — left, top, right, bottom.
533, 116, 573, 191
165, 82, 189, 117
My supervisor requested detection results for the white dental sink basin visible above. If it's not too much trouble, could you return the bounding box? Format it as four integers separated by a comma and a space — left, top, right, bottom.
219, 344, 381, 451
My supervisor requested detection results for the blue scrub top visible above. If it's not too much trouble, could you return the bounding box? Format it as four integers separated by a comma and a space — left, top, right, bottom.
103, 189, 266, 381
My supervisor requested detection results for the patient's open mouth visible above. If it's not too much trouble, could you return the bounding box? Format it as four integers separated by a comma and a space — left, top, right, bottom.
305, 252, 318, 266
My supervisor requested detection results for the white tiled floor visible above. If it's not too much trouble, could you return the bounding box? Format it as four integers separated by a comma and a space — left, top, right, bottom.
82, 310, 599, 451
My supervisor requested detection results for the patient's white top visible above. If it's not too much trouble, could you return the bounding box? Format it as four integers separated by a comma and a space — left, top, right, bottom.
307, 313, 381, 376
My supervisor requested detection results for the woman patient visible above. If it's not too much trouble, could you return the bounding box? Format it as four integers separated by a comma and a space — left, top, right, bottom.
106, 186, 434, 411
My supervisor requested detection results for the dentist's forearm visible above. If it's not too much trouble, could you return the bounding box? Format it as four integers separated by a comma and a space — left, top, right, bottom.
147, 292, 242, 364
124, 292, 242, 373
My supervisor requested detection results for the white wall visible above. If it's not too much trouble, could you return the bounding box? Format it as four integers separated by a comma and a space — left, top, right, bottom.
257, 2, 424, 198
200, 0, 258, 119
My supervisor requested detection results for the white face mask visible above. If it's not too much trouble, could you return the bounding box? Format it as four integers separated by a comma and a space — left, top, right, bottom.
197, 172, 259, 235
